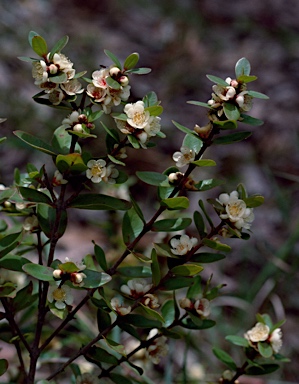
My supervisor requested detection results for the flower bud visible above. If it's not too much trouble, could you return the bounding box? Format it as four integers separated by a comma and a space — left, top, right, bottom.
194, 123, 212, 139
168, 172, 184, 184
53, 269, 63, 279
119, 75, 129, 86
72, 124, 83, 132
109, 66, 121, 78
179, 298, 192, 309
48, 64, 58, 75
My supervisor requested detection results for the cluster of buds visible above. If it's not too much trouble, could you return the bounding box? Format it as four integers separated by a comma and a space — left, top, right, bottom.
86, 66, 131, 114
114, 100, 162, 148
207, 77, 252, 119
179, 297, 211, 318
53, 258, 87, 287
244, 322, 283, 354
168, 172, 197, 191
61, 110, 95, 134
32, 52, 83, 105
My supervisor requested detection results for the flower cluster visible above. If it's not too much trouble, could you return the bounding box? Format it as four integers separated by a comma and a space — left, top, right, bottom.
244, 322, 283, 354
32, 52, 83, 105
86, 159, 119, 184
179, 297, 211, 318
217, 191, 254, 231
86, 67, 131, 114
62, 111, 95, 134
170, 234, 198, 256
52, 258, 87, 287
207, 77, 252, 118
146, 329, 168, 364
114, 100, 162, 148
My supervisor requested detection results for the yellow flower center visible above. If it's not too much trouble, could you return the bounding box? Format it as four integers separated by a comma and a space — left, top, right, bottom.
91, 164, 102, 177
133, 111, 146, 126
53, 288, 66, 301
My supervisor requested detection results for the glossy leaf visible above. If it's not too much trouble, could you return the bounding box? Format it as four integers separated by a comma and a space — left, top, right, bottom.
213, 120, 237, 130
0, 359, 8, 376
19, 187, 53, 205
0, 255, 31, 272
212, 347, 237, 370
13, 130, 57, 156
247, 90, 269, 99
0, 188, 15, 204
186, 275, 202, 299
52, 125, 81, 154
237, 74, 257, 83
69, 194, 131, 211
37, 205, 67, 239
192, 159, 216, 167
104, 49, 122, 69
213, 131, 252, 145
0, 232, 22, 258
127, 134, 140, 149
94, 243, 107, 272
225, 335, 249, 347
187, 100, 211, 109
136, 171, 169, 186
50, 73, 68, 84
143, 91, 158, 107
161, 197, 189, 210
171, 264, 203, 276
258, 341, 273, 358
202, 238, 231, 252
154, 243, 175, 258
192, 252, 226, 263
125, 67, 151, 75
121, 314, 162, 329
151, 248, 161, 287
206, 75, 228, 87
139, 304, 165, 323
152, 218, 192, 232
129, 194, 145, 224
49, 35, 69, 61
182, 317, 216, 330
240, 114, 264, 126
97, 307, 111, 333
193, 211, 206, 238
31, 35, 48, 57
161, 300, 176, 327
161, 276, 194, 291
22, 263, 54, 281
56, 153, 87, 173
106, 76, 121, 90
124, 52, 139, 70
118, 266, 151, 278
172, 120, 194, 135
183, 133, 203, 153
245, 364, 279, 376
122, 207, 144, 245
235, 57, 251, 78
82, 270, 112, 288
243, 195, 264, 208
86, 345, 118, 366
223, 103, 240, 120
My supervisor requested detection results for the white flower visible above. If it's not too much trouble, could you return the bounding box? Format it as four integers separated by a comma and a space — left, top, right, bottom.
101, 164, 119, 184
32, 60, 48, 85
179, 298, 192, 309
144, 116, 161, 137
212, 84, 236, 101
48, 88, 64, 105
76, 372, 100, 384
47, 284, 73, 309
270, 328, 283, 353
120, 278, 152, 298
146, 328, 168, 364
61, 78, 84, 96
52, 170, 68, 186
142, 293, 160, 309
70, 272, 87, 287
86, 159, 107, 183
244, 322, 270, 343
23, 215, 39, 231
124, 101, 152, 129
170, 234, 198, 256
236, 91, 253, 111
218, 190, 254, 230
194, 298, 210, 317
86, 84, 107, 103
172, 146, 195, 168
91, 68, 110, 89
111, 297, 131, 316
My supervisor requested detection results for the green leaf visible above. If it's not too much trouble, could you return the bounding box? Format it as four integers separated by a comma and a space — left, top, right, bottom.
186, 275, 202, 299
239, 114, 264, 126
154, 243, 174, 258
143, 91, 158, 107
172, 120, 194, 135
129, 194, 145, 224
171, 264, 203, 276
247, 90, 269, 99
192, 252, 226, 263
235, 57, 251, 78
237, 75, 257, 83
125, 67, 151, 75
118, 266, 152, 278
198, 199, 214, 228
151, 248, 161, 287
0, 188, 17, 204
0, 255, 31, 272
192, 159, 216, 167
183, 133, 203, 153
212, 348, 237, 370
97, 307, 111, 333
243, 195, 264, 208
139, 303, 165, 323
49, 35, 69, 61
13, 131, 57, 156
0, 282, 16, 298
245, 364, 279, 376
202, 238, 231, 252
110, 373, 133, 384
0, 232, 22, 258
213, 120, 237, 130
136, 171, 169, 187
94, 243, 107, 272
127, 134, 140, 149
258, 341, 273, 358
161, 276, 194, 291
106, 76, 121, 90
31, 35, 48, 57
19, 187, 53, 205
122, 207, 144, 245
49, 72, 68, 84
52, 125, 81, 154
86, 345, 118, 366
213, 131, 252, 145
193, 211, 206, 238
161, 197, 189, 210
18, 56, 40, 63
0, 359, 8, 376
69, 194, 131, 211
225, 335, 249, 347
56, 153, 87, 173
187, 100, 212, 109
124, 52, 139, 70
0, 137, 7, 144
161, 300, 176, 327
120, 314, 162, 329
223, 103, 240, 120
206, 75, 228, 87
28, 31, 39, 47
145, 105, 163, 116
12, 282, 38, 312
37, 205, 67, 239
104, 49, 122, 69
82, 270, 112, 288
22, 263, 54, 281
182, 317, 216, 330
152, 218, 192, 232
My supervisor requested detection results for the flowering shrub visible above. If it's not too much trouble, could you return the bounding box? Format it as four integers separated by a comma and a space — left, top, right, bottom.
0, 32, 288, 383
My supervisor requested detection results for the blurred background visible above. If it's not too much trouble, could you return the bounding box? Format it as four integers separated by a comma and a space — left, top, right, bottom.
0, 0, 299, 382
